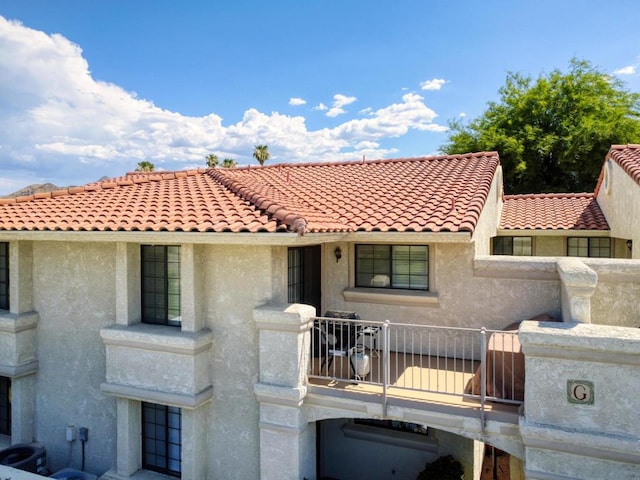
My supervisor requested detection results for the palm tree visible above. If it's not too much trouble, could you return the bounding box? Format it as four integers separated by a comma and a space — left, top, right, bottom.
252, 145, 270, 166
206, 154, 219, 168
135, 161, 155, 172
222, 158, 237, 168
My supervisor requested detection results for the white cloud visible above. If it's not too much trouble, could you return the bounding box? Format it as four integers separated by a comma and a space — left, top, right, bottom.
420, 78, 447, 91
288, 97, 306, 106
613, 65, 636, 75
325, 93, 357, 117
459, 112, 467, 118
358, 107, 373, 115
0, 17, 448, 193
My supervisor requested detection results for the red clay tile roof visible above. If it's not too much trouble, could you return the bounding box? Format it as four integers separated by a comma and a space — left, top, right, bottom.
0, 152, 500, 234
500, 193, 609, 231
594, 144, 640, 195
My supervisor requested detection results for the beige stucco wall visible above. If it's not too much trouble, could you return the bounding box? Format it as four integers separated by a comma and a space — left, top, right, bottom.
533, 236, 564, 256
201, 243, 272, 480
471, 165, 503, 257
324, 241, 561, 331
597, 159, 640, 259
18, 240, 274, 479
32, 241, 118, 474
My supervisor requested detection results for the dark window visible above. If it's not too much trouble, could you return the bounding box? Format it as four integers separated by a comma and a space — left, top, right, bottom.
493, 237, 532, 256
0, 376, 10, 436
287, 246, 321, 312
287, 248, 302, 304
567, 237, 611, 258
0, 243, 8, 310
356, 245, 428, 291
142, 402, 181, 477
141, 246, 181, 326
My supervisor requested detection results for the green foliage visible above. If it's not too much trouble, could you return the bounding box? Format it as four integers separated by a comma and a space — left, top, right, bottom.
416, 455, 464, 480
135, 161, 155, 172
206, 154, 220, 168
441, 59, 640, 193
253, 144, 270, 166
222, 158, 237, 168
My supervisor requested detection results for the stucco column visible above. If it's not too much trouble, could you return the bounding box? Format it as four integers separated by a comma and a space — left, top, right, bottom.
253, 303, 316, 480
115, 243, 140, 326
115, 398, 141, 478
556, 258, 597, 323
519, 321, 640, 479
181, 405, 209, 480
1, 242, 38, 443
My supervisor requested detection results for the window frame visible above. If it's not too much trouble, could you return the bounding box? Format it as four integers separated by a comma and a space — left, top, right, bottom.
493, 236, 533, 256
355, 244, 429, 291
0, 242, 8, 311
141, 245, 181, 327
142, 402, 182, 477
0, 376, 10, 436
567, 237, 611, 258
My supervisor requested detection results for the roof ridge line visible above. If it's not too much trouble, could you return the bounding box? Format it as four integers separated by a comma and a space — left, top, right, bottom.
209, 169, 311, 234
224, 152, 500, 173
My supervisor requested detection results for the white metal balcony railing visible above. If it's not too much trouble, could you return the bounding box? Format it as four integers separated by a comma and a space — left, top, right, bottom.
309, 316, 523, 415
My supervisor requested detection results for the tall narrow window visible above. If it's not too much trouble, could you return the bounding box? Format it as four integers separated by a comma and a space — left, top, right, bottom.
0, 376, 10, 436
356, 245, 428, 291
287, 246, 321, 313
567, 237, 611, 258
141, 245, 181, 326
0, 243, 8, 310
287, 248, 302, 304
142, 402, 181, 477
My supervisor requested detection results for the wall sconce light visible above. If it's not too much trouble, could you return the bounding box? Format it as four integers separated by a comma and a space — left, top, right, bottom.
334, 246, 342, 263
626, 239, 633, 251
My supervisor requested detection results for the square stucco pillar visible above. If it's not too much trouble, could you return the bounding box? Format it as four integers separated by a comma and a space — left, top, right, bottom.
11, 375, 35, 443
253, 303, 316, 480
115, 398, 141, 478
181, 405, 209, 480
556, 258, 597, 323
520, 321, 640, 479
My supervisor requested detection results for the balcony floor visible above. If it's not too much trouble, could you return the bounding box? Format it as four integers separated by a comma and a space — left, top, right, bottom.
308, 350, 521, 422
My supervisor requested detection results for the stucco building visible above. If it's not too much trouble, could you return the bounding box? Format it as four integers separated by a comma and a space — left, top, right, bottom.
0, 145, 639, 480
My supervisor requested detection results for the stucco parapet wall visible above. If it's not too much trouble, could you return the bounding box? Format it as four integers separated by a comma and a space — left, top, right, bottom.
253, 303, 316, 332
0, 310, 38, 377
520, 419, 640, 465
473, 256, 559, 280
519, 321, 640, 365
100, 323, 213, 354
101, 323, 213, 399
583, 258, 640, 283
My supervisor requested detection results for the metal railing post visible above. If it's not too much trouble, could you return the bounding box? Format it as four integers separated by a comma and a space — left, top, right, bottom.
382, 320, 390, 417
480, 327, 487, 436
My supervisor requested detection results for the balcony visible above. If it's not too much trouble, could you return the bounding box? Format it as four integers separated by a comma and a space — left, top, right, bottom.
308, 316, 523, 422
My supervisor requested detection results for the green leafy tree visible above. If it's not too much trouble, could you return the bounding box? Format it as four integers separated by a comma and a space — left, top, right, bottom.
441, 59, 640, 193
222, 158, 237, 168
206, 154, 219, 168
135, 161, 155, 172
253, 145, 270, 166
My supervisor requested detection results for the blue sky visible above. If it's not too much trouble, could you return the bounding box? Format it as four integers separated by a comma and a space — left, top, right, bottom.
0, 0, 639, 194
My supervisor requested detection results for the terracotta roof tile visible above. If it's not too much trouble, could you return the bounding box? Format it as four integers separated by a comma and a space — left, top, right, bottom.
500, 193, 609, 231
0, 153, 500, 234
594, 144, 640, 195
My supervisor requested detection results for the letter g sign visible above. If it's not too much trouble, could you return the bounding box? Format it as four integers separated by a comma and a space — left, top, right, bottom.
567, 380, 594, 405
